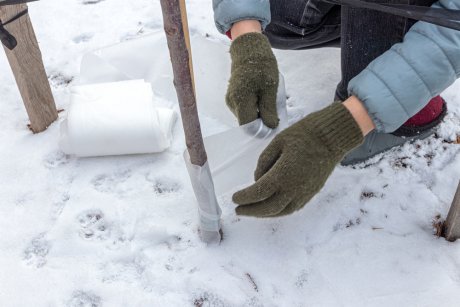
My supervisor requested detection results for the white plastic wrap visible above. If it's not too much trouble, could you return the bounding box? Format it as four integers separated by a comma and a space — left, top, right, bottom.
78, 30, 235, 125
204, 75, 288, 195
60, 80, 177, 157
77, 32, 288, 196
184, 152, 222, 244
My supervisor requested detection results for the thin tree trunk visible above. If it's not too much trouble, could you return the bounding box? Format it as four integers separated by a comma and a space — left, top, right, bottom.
160, 0, 207, 166
442, 181, 460, 242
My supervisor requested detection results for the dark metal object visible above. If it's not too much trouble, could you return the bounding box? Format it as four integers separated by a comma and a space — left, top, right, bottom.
0, 22, 16, 49
0, 8, 27, 49
0, 1, 38, 50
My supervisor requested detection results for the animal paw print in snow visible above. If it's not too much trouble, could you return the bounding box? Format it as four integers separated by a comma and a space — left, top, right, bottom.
67, 290, 101, 307
23, 233, 50, 268
77, 210, 109, 241
146, 175, 182, 195
43, 151, 70, 169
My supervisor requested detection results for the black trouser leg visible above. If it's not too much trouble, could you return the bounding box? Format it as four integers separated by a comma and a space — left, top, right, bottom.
265, 0, 436, 101
335, 0, 437, 101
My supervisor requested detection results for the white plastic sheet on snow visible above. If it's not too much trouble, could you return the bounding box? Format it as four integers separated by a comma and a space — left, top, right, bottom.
78, 30, 235, 126
77, 31, 289, 195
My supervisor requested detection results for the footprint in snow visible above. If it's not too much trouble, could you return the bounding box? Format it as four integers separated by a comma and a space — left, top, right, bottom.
360, 190, 385, 201
152, 179, 181, 195
146, 173, 182, 196
51, 193, 71, 220
193, 292, 226, 307
77, 209, 110, 241
72, 33, 94, 44
23, 233, 50, 268
77, 210, 127, 249
91, 170, 132, 195
295, 270, 310, 288
79, 0, 105, 5
15, 192, 34, 206
43, 151, 70, 169
48, 73, 75, 88
67, 290, 101, 307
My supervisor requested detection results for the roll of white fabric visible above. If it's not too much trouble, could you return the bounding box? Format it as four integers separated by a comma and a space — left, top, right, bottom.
60, 80, 176, 157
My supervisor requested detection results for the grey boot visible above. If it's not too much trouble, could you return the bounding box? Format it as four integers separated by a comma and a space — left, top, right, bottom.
341, 101, 447, 166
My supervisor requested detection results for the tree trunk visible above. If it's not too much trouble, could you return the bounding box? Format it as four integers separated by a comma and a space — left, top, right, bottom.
1, 3, 58, 133
159, 0, 207, 166
442, 181, 460, 242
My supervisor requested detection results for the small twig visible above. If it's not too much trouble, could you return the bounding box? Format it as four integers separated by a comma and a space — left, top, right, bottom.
245, 273, 259, 292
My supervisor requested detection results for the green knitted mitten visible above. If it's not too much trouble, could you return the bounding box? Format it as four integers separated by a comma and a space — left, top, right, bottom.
226, 32, 279, 128
233, 103, 364, 217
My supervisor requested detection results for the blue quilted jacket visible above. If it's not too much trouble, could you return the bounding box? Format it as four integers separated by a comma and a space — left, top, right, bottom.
213, 0, 460, 132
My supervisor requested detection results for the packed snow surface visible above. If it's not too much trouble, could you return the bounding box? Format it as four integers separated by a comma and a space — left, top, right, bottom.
1, 1, 460, 306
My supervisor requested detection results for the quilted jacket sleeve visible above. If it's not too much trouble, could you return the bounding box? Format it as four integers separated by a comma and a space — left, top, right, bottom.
212, 0, 271, 34
348, 0, 460, 133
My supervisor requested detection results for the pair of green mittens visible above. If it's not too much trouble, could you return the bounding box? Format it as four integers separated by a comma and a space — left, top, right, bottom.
226, 33, 363, 217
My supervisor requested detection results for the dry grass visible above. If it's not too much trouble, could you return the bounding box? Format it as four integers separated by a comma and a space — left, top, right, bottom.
433, 214, 444, 238
455, 135, 460, 144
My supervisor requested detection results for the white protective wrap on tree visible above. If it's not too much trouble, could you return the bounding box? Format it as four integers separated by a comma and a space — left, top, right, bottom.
184, 151, 222, 244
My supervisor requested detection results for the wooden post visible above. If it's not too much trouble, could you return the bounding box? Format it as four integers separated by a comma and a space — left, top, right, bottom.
159, 0, 207, 166
442, 181, 460, 242
1, 3, 58, 133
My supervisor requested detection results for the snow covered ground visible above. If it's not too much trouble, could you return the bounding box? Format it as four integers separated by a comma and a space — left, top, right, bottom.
1, 0, 460, 306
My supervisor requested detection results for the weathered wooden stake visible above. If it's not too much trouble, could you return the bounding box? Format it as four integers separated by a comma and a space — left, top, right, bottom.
1, 3, 57, 133
159, 0, 206, 166
442, 181, 460, 242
